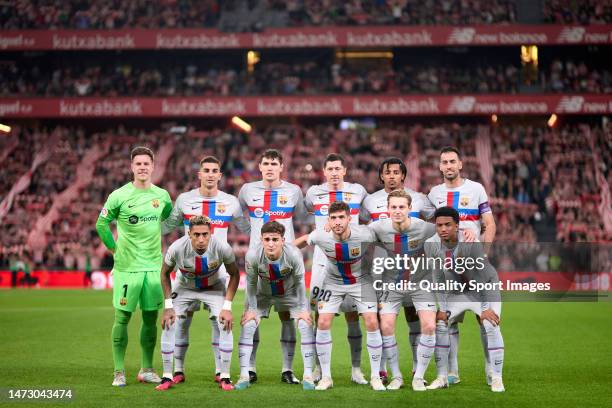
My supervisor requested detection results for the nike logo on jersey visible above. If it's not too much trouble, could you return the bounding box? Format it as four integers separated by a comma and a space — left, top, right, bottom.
376, 205, 386, 209
427, 304, 435, 307
437, 200, 445, 205
128, 204, 136, 208
191, 206, 201, 210
252, 198, 262, 202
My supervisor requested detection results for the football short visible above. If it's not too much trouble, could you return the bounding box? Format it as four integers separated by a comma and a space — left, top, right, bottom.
251, 291, 308, 320
310, 249, 357, 313
378, 289, 437, 315
172, 281, 226, 319
113, 270, 163, 312
317, 281, 377, 315
442, 294, 502, 325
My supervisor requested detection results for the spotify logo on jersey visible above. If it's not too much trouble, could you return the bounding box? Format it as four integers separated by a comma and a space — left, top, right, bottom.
128, 215, 139, 224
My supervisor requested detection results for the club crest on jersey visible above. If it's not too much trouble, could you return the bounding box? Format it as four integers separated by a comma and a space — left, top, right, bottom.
280, 267, 291, 276
152, 199, 160, 208
344, 192, 352, 202
279, 195, 288, 205
410, 240, 420, 249
350, 247, 361, 257
217, 204, 226, 213
119, 297, 127, 306
208, 261, 220, 271
460, 196, 469, 207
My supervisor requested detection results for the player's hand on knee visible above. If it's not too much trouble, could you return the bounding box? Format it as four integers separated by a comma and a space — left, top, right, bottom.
240, 310, 259, 326
161, 309, 176, 330
480, 309, 500, 326
219, 310, 233, 332
297, 311, 312, 326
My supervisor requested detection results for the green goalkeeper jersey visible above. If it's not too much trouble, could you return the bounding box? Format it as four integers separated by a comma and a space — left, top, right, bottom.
96, 182, 172, 273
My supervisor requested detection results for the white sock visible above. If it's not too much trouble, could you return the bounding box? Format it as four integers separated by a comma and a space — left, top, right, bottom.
316, 329, 333, 378
434, 321, 450, 378
414, 333, 435, 379
297, 319, 315, 378
448, 323, 460, 375
211, 318, 221, 374
160, 322, 175, 379
382, 335, 401, 378
174, 315, 193, 373
483, 321, 504, 378
217, 319, 233, 379
408, 320, 420, 374
347, 321, 363, 369
238, 320, 258, 378
366, 331, 383, 378
480, 323, 491, 375
281, 320, 297, 372
249, 326, 259, 371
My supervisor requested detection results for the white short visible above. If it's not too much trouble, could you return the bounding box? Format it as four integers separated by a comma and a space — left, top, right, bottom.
317, 281, 377, 315
253, 292, 307, 320
443, 294, 502, 325
173, 281, 226, 319
378, 289, 437, 315
311, 248, 356, 313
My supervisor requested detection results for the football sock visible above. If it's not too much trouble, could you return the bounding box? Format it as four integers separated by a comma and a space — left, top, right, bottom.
414, 333, 435, 379
217, 318, 233, 379
408, 320, 420, 373
347, 321, 363, 369
434, 320, 450, 378
316, 329, 333, 378
480, 323, 491, 375
297, 319, 315, 378
483, 320, 505, 378
382, 335, 401, 378
111, 309, 132, 372
140, 310, 158, 369
174, 315, 193, 372
160, 321, 175, 378
448, 323, 460, 375
281, 320, 297, 372
366, 331, 383, 378
249, 326, 260, 371
238, 320, 258, 378
211, 318, 221, 373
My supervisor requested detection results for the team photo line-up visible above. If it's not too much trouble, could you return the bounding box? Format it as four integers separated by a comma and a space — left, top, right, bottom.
96, 145, 504, 393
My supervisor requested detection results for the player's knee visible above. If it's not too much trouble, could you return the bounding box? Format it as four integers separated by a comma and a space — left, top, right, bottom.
363, 314, 379, 331
187, 311, 195, 317
421, 320, 436, 335
379, 317, 395, 336
141, 310, 158, 325
317, 315, 332, 330
482, 319, 497, 333
114, 309, 132, 325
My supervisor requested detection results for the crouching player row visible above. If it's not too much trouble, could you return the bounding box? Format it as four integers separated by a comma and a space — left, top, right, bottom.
158, 215, 240, 391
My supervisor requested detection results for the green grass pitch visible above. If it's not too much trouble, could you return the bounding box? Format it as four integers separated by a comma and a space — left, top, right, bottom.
1, 289, 611, 408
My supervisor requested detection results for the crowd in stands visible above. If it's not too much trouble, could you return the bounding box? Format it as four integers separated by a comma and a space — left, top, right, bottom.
2, 58, 610, 97
1, 121, 609, 275
543, 0, 612, 24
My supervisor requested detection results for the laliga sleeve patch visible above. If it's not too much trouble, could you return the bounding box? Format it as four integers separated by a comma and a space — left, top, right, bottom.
100, 208, 108, 217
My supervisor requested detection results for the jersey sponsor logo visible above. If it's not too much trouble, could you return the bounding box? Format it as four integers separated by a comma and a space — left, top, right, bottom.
140, 215, 159, 222
253, 208, 265, 218
253, 208, 290, 218
378, 213, 389, 219
319, 204, 329, 215
128, 215, 139, 224
460, 196, 469, 207
152, 199, 160, 208
100, 208, 108, 217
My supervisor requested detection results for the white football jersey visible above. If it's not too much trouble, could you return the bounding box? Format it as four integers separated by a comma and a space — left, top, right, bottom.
245, 243, 306, 299
305, 182, 368, 229
238, 180, 305, 248
425, 179, 492, 234
163, 188, 249, 242
307, 225, 377, 285
362, 187, 427, 222
164, 235, 235, 290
